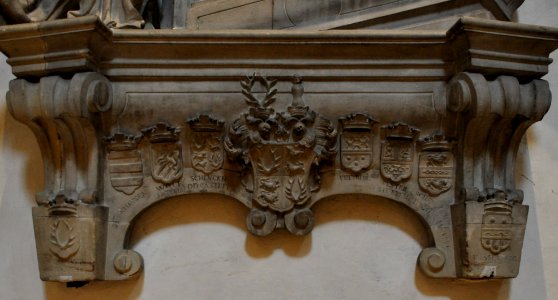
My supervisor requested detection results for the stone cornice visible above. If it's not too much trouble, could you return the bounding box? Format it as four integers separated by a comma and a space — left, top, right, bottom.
0, 16, 557, 80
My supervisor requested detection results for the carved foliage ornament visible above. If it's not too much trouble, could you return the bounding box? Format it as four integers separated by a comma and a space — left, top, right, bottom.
49, 218, 80, 261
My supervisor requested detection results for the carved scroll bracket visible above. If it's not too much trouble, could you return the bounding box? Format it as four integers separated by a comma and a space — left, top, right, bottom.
7, 72, 113, 282
7, 72, 113, 207
446, 72, 551, 278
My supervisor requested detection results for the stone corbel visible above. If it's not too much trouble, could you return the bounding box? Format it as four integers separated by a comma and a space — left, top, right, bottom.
447, 72, 550, 278
7, 72, 113, 282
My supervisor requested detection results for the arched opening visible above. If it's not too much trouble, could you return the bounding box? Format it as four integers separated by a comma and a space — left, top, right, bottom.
116, 193, 442, 298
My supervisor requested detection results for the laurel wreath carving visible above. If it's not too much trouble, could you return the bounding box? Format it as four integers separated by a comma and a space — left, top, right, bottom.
241, 74, 278, 108
49, 219, 79, 261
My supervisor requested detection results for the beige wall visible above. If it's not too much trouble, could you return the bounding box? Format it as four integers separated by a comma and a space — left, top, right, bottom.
0, 2, 557, 299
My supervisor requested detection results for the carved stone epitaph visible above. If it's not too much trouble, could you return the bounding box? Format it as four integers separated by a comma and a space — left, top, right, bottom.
0, 2, 557, 282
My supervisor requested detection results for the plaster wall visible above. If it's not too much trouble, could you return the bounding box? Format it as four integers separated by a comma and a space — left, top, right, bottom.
0, 1, 556, 299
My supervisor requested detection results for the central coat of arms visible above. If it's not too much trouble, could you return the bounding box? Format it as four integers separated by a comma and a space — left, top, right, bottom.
225, 75, 337, 213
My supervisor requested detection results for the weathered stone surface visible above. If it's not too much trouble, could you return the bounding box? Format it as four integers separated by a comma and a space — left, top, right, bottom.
187, 0, 525, 30
0, 0, 526, 30
0, 0, 557, 284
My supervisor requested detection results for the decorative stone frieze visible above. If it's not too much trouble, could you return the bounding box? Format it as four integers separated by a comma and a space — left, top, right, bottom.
0, 1, 557, 283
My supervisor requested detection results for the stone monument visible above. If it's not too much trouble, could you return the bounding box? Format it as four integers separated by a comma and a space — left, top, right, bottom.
0, 0, 556, 283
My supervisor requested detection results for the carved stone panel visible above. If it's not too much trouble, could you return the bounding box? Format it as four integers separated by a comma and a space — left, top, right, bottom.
0, 9, 556, 283
453, 189, 527, 278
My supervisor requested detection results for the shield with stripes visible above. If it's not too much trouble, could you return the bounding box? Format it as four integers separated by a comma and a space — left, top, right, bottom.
108, 149, 143, 195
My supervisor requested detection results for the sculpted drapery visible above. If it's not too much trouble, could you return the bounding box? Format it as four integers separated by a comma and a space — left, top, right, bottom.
0, 0, 145, 28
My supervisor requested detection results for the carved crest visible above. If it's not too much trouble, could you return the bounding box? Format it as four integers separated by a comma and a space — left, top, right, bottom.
418, 133, 454, 196
225, 75, 337, 212
188, 115, 225, 175
481, 193, 513, 254
380, 122, 419, 183
339, 113, 377, 174
49, 218, 79, 261
142, 123, 183, 184
105, 133, 143, 195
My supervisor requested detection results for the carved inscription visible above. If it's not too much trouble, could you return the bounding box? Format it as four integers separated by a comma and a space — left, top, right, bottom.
143, 123, 183, 185
380, 122, 419, 183
188, 115, 225, 175
155, 174, 228, 200
105, 133, 143, 195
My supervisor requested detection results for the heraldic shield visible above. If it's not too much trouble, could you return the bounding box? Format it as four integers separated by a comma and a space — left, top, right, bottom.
341, 131, 372, 173
191, 132, 223, 174
418, 133, 453, 196
418, 152, 453, 195
189, 115, 225, 175
250, 143, 315, 212
143, 122, 183, 185
108, 149, 143, 194
105, 133, 143, 195
380, 122, 418, 183
481, 200, 513, 254
381, 139, 414, 182
150, 143, 183, 184
339, 113, 376, 174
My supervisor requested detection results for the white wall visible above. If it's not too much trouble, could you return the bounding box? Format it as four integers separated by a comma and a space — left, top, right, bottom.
0, 2, 557, 299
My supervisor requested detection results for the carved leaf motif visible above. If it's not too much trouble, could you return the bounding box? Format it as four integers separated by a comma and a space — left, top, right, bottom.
286, 177, 308, 203
241, 75, 278, 108
256, 148, 282, 175
49, 219, 79, 261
